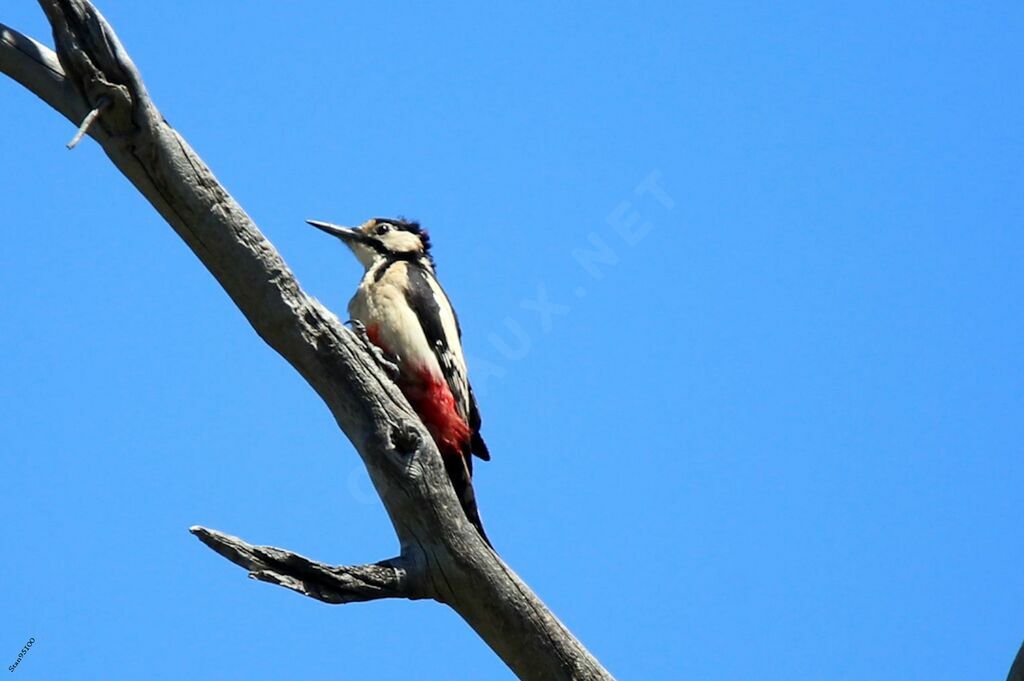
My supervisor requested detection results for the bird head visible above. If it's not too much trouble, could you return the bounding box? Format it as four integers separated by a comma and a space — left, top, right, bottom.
307, 217, 432, 269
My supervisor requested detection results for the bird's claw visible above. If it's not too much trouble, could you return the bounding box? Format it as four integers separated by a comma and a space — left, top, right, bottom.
348, 319, 400, 381
374, 354, 401, 382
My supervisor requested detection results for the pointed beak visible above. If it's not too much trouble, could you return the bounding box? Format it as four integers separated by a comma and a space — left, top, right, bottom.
306, 219, 364, 244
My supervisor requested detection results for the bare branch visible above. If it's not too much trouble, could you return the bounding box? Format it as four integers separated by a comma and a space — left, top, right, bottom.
0, 22, 97, 133
189, 527, 417, 605
2, 2, 615, 679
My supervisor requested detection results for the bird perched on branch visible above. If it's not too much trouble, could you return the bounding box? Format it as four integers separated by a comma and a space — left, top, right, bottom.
308, 217, 492, 546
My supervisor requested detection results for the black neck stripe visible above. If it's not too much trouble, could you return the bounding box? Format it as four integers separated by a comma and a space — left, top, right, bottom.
373, 251, 429, 282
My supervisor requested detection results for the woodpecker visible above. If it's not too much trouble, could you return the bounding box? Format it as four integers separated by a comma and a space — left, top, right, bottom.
307, 217, 492, 546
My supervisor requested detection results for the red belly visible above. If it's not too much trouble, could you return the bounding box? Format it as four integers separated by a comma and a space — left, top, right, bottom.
366, 324, 469, 457
404, 367, 471, 458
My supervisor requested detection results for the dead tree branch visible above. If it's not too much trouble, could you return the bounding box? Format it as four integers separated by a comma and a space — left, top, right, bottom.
0, 3, 614, 680
189, 527, 416, 605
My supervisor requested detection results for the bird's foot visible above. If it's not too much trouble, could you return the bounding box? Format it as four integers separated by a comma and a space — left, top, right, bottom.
348, 319, 401, 381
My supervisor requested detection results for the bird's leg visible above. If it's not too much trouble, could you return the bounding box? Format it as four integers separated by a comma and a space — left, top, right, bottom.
348, 320, 401, 381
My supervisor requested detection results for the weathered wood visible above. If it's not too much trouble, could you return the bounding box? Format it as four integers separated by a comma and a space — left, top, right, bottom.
189, 527, 416, 605
0, 3, 614, 680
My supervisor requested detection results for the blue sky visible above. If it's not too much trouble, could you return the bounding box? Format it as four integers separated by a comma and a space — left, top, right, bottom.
2, 2, 1022, 679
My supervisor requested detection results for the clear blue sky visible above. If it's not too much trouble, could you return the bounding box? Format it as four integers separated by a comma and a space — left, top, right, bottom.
2, 2, 1022, 679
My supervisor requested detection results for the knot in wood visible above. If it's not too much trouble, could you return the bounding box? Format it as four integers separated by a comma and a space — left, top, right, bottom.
84, 81, 132, 132
390, 421, 423, 457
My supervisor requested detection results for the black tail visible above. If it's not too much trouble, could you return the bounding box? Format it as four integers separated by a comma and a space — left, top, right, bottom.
442, 453, 492, 549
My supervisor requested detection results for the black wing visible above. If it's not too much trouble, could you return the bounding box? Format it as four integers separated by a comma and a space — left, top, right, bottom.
404, 263, 490, 461
467, 383, 490, 462
448, 277, 490, 462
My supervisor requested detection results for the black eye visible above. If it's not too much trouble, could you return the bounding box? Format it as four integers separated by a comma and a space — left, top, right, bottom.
375, 223, 392, 236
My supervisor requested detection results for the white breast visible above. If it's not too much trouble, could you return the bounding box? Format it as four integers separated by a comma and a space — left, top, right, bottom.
348, 262, 443, 380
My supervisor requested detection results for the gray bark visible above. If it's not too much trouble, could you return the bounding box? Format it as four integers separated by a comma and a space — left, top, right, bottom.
0, 3, 614, 680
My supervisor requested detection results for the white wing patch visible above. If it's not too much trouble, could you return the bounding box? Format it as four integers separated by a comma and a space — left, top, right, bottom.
425, 274, 470, 418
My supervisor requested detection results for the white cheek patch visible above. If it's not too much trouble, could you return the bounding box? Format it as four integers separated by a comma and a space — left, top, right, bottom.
382, 231, 423, 253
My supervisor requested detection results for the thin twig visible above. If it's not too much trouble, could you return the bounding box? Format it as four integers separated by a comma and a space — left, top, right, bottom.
66, 95, 108, 149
